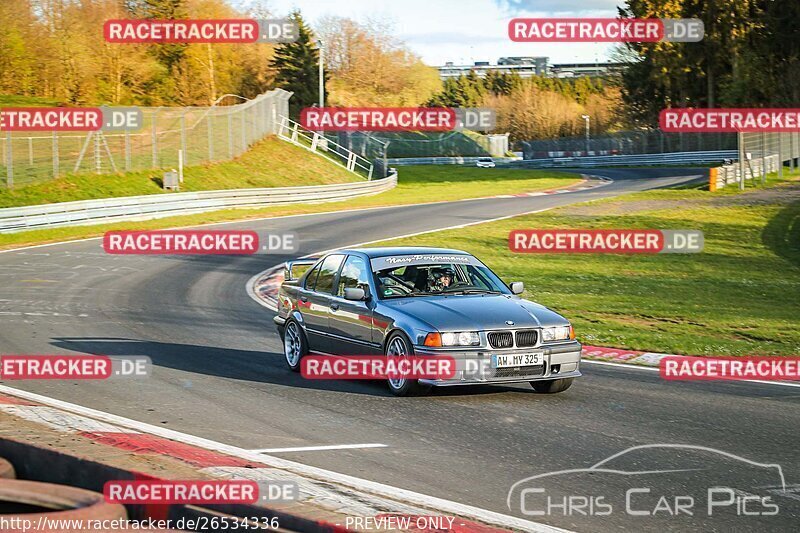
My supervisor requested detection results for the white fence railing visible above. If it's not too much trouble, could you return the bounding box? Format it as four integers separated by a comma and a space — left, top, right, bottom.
277, 117, 374, 179
711, 154, 780, 191
0, 176, 397, 233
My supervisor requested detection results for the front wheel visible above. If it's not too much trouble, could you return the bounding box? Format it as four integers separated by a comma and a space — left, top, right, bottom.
530, 377, 574, 394
385, 333, 430, 397
283, 320, 308, 372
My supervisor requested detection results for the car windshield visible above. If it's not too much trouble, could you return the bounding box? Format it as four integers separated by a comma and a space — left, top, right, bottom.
371, 257, 511, 299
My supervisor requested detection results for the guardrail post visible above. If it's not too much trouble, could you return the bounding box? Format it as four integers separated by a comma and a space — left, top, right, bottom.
207, 110, 215, 160
738, 132, 745, 191
52, 132, 59, 179
152, 108, 159, 168
124, 129, 131, 170
241, 110, 247, 153
180, 112, 187, 167
5, 132, 13, 189
228, 112, 234, 159
761, 133, 767, 185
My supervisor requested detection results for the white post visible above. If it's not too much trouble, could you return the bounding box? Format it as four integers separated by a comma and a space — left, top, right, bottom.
178, 149, 184, 183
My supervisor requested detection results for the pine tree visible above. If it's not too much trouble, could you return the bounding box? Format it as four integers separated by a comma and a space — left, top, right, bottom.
269, 11, 323, 117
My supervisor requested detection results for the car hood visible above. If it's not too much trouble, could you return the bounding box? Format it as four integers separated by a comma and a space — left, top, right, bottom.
381, 294, 567, 331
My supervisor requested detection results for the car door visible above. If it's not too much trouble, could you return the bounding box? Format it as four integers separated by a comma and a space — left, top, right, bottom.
299, 254, 344, 353
328, 254, 378, 355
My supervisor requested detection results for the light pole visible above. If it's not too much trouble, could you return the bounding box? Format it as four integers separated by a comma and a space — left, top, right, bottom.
316, 39, 325, 107
581, 114, 590, 155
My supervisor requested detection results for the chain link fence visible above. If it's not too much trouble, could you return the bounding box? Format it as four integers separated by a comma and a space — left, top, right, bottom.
1, 89, 291, 189
732, 132, 800, 188
326, 131, 496, 160
521, 130, 737, 159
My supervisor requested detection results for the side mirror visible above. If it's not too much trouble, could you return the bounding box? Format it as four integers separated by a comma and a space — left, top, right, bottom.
509, 282, 524, 295
344, 287, 366, 301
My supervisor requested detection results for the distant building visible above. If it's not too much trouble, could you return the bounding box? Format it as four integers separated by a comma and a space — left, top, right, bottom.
436, 57, 624, 80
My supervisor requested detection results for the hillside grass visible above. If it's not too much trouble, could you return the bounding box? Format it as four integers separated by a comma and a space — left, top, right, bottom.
0, 164, 581, 250
0, 137, 362, 208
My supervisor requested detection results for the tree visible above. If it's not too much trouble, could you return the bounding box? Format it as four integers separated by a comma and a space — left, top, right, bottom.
269, 11, 322, 116
316, 16, 440, 106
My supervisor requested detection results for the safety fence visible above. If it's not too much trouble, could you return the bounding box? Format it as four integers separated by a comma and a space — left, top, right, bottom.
0, 176, 397, 233
510, 150, 738, 169
277, 117, 374, 179
1, 89, 292, 189
712, 132, 800, 190
520, 130, 737, 159
386, 156, 520, 166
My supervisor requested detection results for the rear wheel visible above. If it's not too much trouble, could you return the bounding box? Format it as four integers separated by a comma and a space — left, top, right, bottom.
530, 377, 574, 394
283, 320, 308, 372
385, 332, 430, 397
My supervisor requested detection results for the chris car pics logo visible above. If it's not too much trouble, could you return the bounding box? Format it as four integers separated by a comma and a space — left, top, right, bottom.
508, 444, 786, 519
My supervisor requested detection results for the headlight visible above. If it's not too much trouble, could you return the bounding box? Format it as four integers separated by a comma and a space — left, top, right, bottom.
541, 325, 572, 342
425, 331, 480, 347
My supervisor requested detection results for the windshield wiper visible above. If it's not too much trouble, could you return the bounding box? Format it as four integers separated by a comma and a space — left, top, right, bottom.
440, 288, 502, 295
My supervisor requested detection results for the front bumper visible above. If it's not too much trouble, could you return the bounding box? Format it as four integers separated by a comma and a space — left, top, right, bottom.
415, 340, 582, 386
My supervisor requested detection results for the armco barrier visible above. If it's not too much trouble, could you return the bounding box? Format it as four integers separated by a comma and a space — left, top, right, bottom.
0, 175, 397, 233
711, 154, 780, 191
511, 150, 738, 169
386, 156, 520, 166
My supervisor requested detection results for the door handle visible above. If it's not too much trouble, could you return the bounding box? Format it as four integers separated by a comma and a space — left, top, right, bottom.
300, 296, 308, 303
330, 303, 339, 311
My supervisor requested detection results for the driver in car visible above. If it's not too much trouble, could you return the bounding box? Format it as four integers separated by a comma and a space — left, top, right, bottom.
428, 267, 455, 292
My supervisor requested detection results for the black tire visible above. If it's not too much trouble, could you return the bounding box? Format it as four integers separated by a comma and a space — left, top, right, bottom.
384, 332, 431, 397
283, 319, 308, 372
530, 377, 574, 394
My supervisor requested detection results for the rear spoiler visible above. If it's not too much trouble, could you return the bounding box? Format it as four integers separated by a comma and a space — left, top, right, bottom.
284, 258, 319, 282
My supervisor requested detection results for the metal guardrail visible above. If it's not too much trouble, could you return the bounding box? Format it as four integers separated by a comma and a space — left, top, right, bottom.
511, 150, 739, 168
386, 156, 520, 166
0, 176, 397, 233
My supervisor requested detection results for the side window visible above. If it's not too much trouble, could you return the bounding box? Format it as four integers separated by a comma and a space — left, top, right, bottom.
303, 263, 322, 290
337, 256, 371, 297
314, 254, 345, 294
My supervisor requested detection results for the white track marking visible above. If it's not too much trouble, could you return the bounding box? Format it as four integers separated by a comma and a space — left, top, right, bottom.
0, 384, 568, 533
249, 443, 388, 454
583, 359, 800, 388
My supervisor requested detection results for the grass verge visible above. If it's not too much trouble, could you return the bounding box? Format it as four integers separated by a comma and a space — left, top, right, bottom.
375, 170, 800, 357
0, 137, 362, 208
0, 165, 581, 250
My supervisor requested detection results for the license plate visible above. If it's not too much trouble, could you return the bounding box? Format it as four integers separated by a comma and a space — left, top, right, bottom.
492, 352, 544, 369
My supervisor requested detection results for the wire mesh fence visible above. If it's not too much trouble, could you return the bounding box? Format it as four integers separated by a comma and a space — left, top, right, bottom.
0, 89, 291, 189
324, 131, 496, 160
734, 132, 800, 188
520, 130, 738, 159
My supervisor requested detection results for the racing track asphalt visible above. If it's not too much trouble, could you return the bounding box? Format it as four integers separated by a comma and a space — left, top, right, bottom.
1, 167, 798, 532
